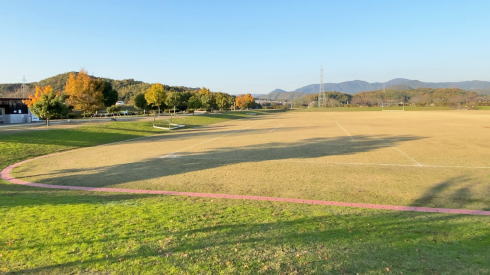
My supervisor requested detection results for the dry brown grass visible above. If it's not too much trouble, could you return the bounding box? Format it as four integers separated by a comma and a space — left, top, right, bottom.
15, 110, 490, 210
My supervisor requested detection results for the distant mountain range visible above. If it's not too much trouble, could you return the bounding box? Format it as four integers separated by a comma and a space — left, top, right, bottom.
260, 78, 490, 101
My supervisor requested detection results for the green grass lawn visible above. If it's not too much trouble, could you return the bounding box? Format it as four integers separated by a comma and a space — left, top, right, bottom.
1, 111, 489, 274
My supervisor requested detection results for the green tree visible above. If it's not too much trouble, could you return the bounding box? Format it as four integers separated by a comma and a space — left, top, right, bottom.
134, 93, 148, 111
178, 91, 193, 110
106, 105, 120, 115
215, 92, 233, 110
26, 86, 68, 126
197, 88, 215, 110
187, 94, 201, 113
165, 91, 182, 115
95, 80, 118, 107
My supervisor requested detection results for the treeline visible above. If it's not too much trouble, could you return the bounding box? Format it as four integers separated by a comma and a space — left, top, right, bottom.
23, 70, 256, 125
0, 72, 197, 102
294, 88, 490, 108
135, 84, 254, 113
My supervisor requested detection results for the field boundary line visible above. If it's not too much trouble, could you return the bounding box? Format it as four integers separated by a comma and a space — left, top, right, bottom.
335, 121, 353, 140
152, 156, 490, 169
390, 147, 422, 166
2, 159, 489, 216
160, 117, 274, 158
361, 124, 422, 166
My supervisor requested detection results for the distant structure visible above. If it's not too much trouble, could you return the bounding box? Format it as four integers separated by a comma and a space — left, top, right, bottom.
21, 76, 28, 97
0, 98, 33, 124
318, 67, 324, 107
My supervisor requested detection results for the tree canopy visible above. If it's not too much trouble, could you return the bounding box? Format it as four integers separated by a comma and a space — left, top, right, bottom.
23, 86, 68, 125
215, 92, 234, 110
64, 70, 104, 115
134, 93, 148, 110
144, 83, 166, 113
95, 79, 118, 107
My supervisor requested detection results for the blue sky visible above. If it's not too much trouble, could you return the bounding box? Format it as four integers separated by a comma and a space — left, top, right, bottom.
1, 0, 489, 94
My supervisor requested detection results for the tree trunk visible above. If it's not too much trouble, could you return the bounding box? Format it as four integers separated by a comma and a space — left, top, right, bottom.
46, 118, 49, 127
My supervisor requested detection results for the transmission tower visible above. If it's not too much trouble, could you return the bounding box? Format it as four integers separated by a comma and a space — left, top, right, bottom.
318, 67, 324, 107
21, 76, 28, 98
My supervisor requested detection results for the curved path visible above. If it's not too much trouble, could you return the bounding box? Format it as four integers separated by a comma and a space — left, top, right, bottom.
2, 156, 490, 216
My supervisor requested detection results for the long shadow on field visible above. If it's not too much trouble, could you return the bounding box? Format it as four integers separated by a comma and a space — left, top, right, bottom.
34, 135, 421, 188
0, 121, 291, 148
0, 128, 147, 147
411, 176, 490, 210
13, 209, 489, 273
126, 126, 313, 144
0, 182, 154, 208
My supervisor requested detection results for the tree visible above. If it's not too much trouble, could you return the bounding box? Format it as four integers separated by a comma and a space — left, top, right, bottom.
178, 91, 194, 110
215, 92, 233, 110
235, 94, 255, 110
95, 80, 118, 107
106, 105, 120, 115
144, 83, 166, 121
23, 86, 68, 126
134, 93, 148, 111
64, 70, 104, 116
165, 91, 183, 115
197, 88, 215, 110
187, 94, 201, 112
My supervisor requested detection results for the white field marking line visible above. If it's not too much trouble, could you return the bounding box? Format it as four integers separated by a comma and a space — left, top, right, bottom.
364, 125, 423, 167
159, 153, 181, 159
268, 123, 283, 133
335, 121, 354, 141
391, 147, 422, 166
159, 118, 273, 158
160, 156, 490, 169
338, 121, 422, 167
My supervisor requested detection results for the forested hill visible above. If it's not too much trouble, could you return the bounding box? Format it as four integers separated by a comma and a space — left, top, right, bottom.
264, 78, 490, 101
0, 72, 196, 102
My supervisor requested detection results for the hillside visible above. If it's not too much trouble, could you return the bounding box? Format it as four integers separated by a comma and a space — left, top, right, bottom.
263, 78, 490, 101
0, 72, 196, 102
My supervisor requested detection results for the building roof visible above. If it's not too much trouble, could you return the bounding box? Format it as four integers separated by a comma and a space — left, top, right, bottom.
0, 98, 28, 100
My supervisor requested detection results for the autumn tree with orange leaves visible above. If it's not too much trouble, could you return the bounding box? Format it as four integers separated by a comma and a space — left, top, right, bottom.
64, 70, 104, 116
235, 93, 255, 110
23, 85, 68, 126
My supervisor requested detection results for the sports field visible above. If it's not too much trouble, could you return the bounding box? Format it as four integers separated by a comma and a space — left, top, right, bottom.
12, 111, 490, 210
1, 111, 490, 273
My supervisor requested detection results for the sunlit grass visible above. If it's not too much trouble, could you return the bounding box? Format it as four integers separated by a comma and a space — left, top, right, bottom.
1, 110, 489, 273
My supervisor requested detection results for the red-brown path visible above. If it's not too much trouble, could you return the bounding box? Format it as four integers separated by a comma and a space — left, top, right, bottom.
2, 158, 490, 216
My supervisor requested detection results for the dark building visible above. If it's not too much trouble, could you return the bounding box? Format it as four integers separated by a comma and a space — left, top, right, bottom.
0, 98, 33, 124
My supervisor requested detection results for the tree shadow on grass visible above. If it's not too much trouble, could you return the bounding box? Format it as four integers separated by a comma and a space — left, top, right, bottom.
411, 176, 490, 210
12, 208, 490, 274
123, 126, 314, 145
0, 181, 153, 208
35, 135, 421, 188
0, 121, 299, 148
0, 128, 145, 147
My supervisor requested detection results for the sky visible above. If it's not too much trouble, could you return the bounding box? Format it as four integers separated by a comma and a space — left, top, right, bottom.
1, 0, 489, 94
